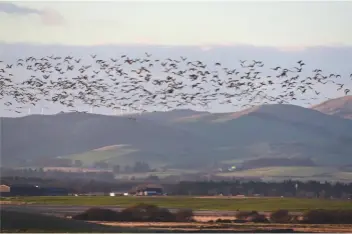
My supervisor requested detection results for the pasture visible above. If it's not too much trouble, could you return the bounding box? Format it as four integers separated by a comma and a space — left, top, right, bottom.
216, 166, 352, 182
2, 196, 352, 211
62, 144, 140, 167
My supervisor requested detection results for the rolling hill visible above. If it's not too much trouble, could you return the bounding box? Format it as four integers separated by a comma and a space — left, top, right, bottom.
312, 95, 352, 119
172, 104, 352, 166
1, 112, 218, 167
1, 101, 352, 169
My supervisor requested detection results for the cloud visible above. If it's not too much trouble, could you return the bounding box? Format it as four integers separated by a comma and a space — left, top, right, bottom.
40, 8, 64, 26
0, 2, 64, 26
0, 2, 41, 15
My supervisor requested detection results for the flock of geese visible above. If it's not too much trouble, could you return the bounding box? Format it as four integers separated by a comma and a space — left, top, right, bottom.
0, 53, 351, 114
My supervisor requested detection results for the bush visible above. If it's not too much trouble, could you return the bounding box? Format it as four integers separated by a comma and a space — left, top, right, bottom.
72, 207, 120, 221
148, 207, 176, 222
233, 219, 247, 223
215, 218, 232, 223
235, 210, 268, 223
248, 214, 269, 223
72, 203, 194, 222
302, 209, 352, 224
174, 209, 194, 222
270, 210, 292, 223
119, 203, 168, 222
235, 210, 259, 220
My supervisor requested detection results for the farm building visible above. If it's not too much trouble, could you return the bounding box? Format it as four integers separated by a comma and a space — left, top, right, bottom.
0, 184, 69, 196
0, 184, 10, 193
0, 184, 11, 196
130, 184, 164, 196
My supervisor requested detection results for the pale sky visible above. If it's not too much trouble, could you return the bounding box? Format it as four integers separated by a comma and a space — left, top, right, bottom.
1, 1, 352, 116
1, 1, 352, 47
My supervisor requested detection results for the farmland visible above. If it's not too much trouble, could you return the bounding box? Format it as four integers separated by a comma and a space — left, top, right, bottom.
2, 196, 352, 211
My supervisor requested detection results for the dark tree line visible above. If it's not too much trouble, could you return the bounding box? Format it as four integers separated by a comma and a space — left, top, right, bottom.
95, 161, 151, 173
1, 173, 351, 199
169, 181, 352, 199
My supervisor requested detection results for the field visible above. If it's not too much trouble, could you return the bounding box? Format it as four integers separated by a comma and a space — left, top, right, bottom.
61, 144, 140, 167
19, 165, 352, 181
98, 221, 352, 233
2, 196, 352, 211
2, 209, 352, 233
0, 209, 148, 233
216, 166, 352, 182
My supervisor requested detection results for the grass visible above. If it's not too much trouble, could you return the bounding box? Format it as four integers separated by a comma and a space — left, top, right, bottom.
3, 209, 351, 233
61, 144, 140, 166
215, 166, 352, 182
333, 171, 352, 181
2, 196, 352, 212
216, 166, 339, 178
100, 221, 352, 233
1, 210, 308, 233
61, 144, 170, 168
0, 209, 147, 233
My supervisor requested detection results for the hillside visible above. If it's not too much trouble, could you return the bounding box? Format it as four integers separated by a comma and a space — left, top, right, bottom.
1, 112, 217, 167
129, 109, 210, 123
312, 95, 352, 119
168, 104, 352, 165
1, 102, 352, 169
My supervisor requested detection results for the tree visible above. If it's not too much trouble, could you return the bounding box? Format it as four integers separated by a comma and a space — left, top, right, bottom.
147, 175, 160, 181
113, 165, 120, 174
133, 161, 150, 173
124, 165, 132, 173
74, 160, 83, 167
93, 161, 109, 169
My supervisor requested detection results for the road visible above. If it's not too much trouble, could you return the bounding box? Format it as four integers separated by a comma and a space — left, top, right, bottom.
0, 204, 302, 217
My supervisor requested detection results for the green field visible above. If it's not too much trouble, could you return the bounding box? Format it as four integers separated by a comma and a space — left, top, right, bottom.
216, 166, 352, 181
2, 196, 352, 212
61, 144, 140, 167
216, 166, 337, 177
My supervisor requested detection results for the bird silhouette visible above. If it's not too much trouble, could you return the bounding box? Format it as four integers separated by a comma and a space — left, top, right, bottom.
0, 54, 351, 115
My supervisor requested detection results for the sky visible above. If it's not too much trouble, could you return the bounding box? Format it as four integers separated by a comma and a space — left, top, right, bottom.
0, 1, 352, 116
1, 1, 352, 47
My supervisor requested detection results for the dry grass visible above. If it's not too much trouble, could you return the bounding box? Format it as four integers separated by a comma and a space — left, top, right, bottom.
171, 113, 212, 122
93, 144, 122, 151
194, 216, 233, 222
193, 195, 263, 199
3, 209, 352, 233
0, 201, 29, 205
95, 221, 352, 233
216, 166, 339, 178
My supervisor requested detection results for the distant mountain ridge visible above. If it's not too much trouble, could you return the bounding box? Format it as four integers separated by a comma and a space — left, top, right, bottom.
1, 98, 352, 168
312, 95, 352, 119
1, 112, 216, 167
